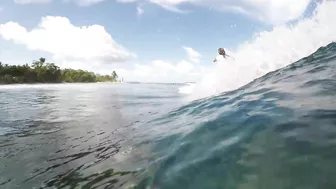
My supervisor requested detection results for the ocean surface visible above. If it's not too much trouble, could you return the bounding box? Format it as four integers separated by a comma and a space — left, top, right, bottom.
1, 42, 336, 189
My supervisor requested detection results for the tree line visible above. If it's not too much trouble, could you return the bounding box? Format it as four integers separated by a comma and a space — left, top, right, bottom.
0, 58, 119, 84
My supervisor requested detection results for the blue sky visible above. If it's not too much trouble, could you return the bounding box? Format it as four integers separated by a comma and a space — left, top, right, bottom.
0, 0, 317, 82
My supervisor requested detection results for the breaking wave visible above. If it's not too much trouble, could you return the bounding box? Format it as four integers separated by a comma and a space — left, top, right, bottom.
182, 0, 336, 101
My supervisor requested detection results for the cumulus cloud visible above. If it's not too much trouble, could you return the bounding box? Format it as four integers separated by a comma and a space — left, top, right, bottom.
0, 15, 203, 82
115, 47, 205, 83
0, 15, 204, 83
125, 60, 202, 82
183, 46, 201, 63
0, 16, 135, 69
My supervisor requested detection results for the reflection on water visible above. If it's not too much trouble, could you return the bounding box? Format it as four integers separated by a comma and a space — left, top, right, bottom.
0, 83, 183, 189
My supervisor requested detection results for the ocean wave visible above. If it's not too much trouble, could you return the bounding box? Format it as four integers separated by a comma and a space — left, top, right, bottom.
135, 41, 336, 188
180, 1, 336, 101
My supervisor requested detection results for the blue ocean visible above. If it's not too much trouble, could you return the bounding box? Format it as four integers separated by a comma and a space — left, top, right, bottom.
1, 40, 336, 189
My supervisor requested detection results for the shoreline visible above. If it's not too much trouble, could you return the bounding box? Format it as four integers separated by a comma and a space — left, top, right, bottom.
0, 81, 123, 85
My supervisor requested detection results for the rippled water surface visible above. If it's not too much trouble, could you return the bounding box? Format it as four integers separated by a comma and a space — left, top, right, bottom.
1, 43, 336, 189
0, 83, 185, 188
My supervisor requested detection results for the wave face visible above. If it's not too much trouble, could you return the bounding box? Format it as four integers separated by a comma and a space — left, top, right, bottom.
133, 41, 336, 188
183, 0, 336, 101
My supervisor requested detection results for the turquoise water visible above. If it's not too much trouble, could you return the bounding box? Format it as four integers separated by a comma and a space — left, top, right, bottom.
1, 42, 336, 188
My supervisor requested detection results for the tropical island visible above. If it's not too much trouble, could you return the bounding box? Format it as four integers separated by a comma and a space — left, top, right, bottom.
0, 58, 119, 84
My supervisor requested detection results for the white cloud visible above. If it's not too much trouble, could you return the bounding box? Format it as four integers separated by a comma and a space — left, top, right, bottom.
113, 68, 130, 78
183, 46, 201, 63
116, 46, 206, 83
0, 15, 204, 83
137, 6, 144, 16
13, 0, 51, 4
0, 16, 136, 70
126, 59, 202, 82
116, 0, 312, 25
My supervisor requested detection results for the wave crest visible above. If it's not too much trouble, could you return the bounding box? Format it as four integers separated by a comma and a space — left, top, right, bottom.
182, 0, 336, 101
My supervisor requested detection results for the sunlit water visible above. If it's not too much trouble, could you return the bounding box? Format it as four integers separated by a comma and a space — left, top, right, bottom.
1, 42, 336, 189
0, 83, 185, 188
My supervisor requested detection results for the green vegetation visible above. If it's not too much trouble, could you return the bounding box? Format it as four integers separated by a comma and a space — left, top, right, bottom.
0, 58, 119, 84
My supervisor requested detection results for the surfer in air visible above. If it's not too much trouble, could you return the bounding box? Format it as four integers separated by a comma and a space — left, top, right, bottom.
213, 48, 232, 62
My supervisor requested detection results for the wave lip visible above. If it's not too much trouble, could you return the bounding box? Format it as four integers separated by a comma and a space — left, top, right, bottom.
182, 0, 336, 101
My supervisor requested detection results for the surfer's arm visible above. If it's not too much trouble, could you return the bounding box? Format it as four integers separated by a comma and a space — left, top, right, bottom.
225, 54, 234, 60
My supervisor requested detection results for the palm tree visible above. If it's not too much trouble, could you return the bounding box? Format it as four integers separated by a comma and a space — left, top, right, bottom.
39, 57, 46, 63
32, 57, 46, 68
111, 71, 118, 82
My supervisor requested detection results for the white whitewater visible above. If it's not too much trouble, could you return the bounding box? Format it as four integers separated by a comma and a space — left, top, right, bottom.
181, 1, 336, 101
